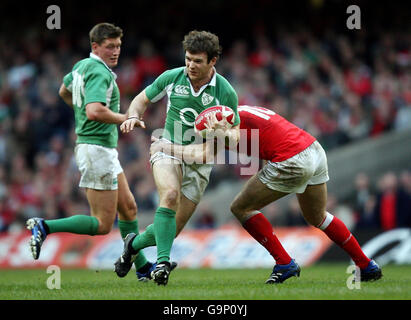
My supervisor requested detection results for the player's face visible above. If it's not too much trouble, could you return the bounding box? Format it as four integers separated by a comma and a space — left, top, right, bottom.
92, 37, 122, 68
185, 51, 216, 83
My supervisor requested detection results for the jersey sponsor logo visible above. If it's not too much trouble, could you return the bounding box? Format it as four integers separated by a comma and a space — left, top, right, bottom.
201, 92, 214, 106
174, 85, 190, 96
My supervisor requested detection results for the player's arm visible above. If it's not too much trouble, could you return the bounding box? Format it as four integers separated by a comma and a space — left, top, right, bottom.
219, 88, 240, 149
58, 83, 73, 107
85, 102, 127, 124
120, 90, 150, 133
150, 137, 219, 163
222, 124, 240, 150
82, 70, 127, 124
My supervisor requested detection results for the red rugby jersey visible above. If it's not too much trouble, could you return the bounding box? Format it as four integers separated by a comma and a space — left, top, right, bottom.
236, 105, 316, 162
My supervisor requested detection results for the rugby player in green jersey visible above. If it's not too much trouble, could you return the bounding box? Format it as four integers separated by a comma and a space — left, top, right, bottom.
115, 30, 240, 285
26, 23, 156, 281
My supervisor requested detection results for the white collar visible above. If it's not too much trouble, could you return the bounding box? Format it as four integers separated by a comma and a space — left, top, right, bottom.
184, 67, 217, 96
184, 67, 217, 87
89, 52, 117, 79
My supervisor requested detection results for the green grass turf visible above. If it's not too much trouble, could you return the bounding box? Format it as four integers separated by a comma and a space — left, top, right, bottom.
0, 263, 410, 300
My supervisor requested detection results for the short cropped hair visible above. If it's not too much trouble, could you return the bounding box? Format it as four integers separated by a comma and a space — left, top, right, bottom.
182, 30, 222, 63
89, 23, 123, 45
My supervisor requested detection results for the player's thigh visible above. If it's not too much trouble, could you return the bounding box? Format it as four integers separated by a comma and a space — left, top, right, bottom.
296, 183, 327, 226
175, 195, 197, 236
116, 172, 137, 221
86, 188, 118, 234
231, 174, 288, 218
152, 158, 183, 207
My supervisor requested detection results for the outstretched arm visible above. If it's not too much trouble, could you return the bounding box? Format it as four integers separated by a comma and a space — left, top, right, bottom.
150, 137, 220, 164
120, 90, 150, 133
85, 102, 126, 124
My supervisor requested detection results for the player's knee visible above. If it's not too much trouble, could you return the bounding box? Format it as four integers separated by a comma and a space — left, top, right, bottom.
162, 189, 180, 208
118, 193, 138, 220
97, 222, 113, 235
125, 198, 138, 220
230, 201, 246, 218
97, 217, 114, 235
303, 211, 326, 227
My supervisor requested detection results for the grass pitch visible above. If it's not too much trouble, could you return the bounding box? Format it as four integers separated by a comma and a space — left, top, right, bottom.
0, 263, 410, 300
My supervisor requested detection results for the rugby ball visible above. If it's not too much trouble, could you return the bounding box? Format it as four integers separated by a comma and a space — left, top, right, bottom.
195, 106, 235, 138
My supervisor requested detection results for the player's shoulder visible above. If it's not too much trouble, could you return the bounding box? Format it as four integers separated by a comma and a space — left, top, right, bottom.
215, 72, 236, 93
70, 58, 87, 71
72, 58, 107, 74
150, 67, 186, 87
160, 66, 186, 79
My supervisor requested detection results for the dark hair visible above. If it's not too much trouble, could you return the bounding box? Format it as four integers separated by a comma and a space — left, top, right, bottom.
182, 30, 222, 63
89, 23, 123, 45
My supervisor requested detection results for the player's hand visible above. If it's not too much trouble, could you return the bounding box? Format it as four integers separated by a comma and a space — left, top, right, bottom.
150, 136, 171, 156
120, 117, 146, 133
204, 113, 229, 139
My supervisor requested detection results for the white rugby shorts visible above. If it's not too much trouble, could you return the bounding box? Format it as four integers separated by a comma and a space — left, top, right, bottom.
75, 144, 123, 190
150, 148, 213, 205
258, 140, 329, 194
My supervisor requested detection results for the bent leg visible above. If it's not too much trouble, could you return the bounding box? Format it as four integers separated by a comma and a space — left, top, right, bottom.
116, 172, 149, 270
131, 194, 197, 252
44, 214, 99, 235
45, 188, 116, 235
298, 183, 371, 269
86, 188, 118, 235
296, 183, 327, 226
117, 172, 137, 222
176, 195, 197, 236
231, 174, 292, 265
231, 174, 288, 222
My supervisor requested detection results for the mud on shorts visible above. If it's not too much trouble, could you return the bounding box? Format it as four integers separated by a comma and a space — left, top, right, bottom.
258, 140, 329, 194
75, 144, 123, 191
150, 151, 213, 204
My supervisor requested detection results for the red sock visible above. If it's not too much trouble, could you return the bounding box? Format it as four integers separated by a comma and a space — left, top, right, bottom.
243, 213, 292, 265
318, 212, 370, 269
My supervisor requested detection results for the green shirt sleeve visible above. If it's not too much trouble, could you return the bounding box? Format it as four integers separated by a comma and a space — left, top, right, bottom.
84, 70, 110, 106
63, 72, 73, 92
145, 69, 174, 102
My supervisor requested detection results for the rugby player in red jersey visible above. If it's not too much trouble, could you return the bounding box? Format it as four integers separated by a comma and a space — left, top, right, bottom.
151, 105, 382, 284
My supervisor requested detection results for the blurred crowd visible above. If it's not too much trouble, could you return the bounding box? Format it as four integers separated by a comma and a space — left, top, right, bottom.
0, 10, 410, 233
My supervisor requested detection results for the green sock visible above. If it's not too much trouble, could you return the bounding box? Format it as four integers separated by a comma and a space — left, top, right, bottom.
118, 219, 148, 270
153, 207, 176, 264
132, 224, 156, 251
45, 215, 99, 235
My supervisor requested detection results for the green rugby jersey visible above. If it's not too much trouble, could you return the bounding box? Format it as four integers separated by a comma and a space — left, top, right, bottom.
63, 53, 120, 148
145, 66, 239, 145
